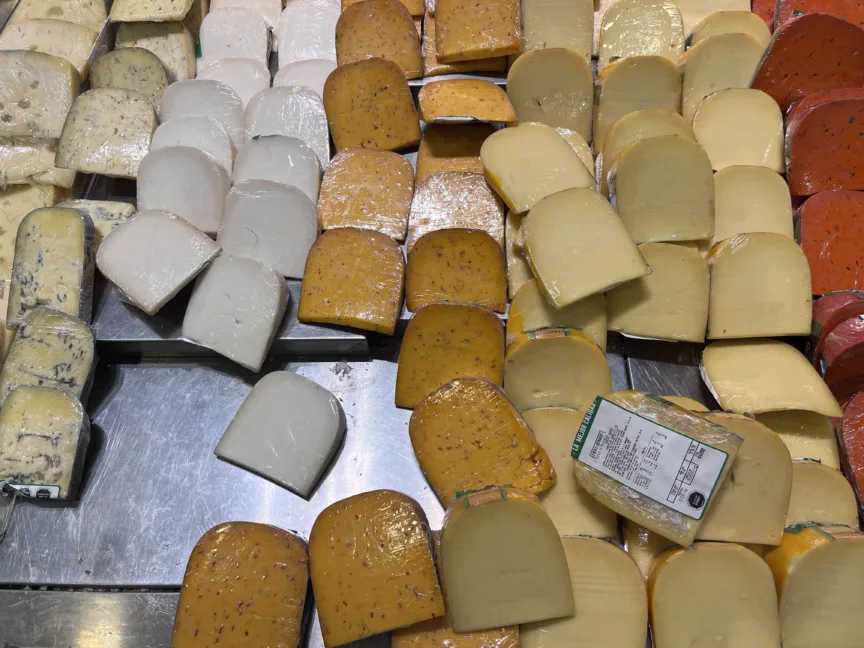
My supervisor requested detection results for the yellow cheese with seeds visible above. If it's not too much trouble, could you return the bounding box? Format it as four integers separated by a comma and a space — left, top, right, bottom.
756, 410, 839, 466
712, 166, 793, 245
434, 0, 521, 62
0, 19, 98, 77
625, 522, 674, 578
597, 0, 684, 70
505, 211, 533, 297
785, 461, 859, 529
415, 123, 493, 184
418, 80, 516, 124
421, 11, 506, 76
520, 0, 592, 59
690, 10, 771, 48
335, 0, 422, 79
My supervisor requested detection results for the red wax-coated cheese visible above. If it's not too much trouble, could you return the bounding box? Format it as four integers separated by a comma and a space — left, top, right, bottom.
752, 0, 775, 28
786, 88, 864, 125
787, 98, 864, 196
775, 0, 864, 31
799, 191, 864, 294
751, 14, 864, 112
810, 292, 864, 403
840, 393, 864, 507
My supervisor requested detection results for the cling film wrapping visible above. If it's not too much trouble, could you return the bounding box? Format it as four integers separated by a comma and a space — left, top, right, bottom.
276, 0, 340, 68
172, 522, 310, 648
0, 138, 77, 189
335, 0, 422, 79
197, 7, 272, 72
418, 80, 517, 124
9, 0, 107, 31
808, 291, 864, 403
799, 191, 864, 294
433, 0, 522, 63
839, 393, 864, 516
415, 123, 494, 184
596, 0, 684, 71
421, 12, 507, 77
109, 0, 193, 21
0, 19, 99, 77
58, 199, 136, 246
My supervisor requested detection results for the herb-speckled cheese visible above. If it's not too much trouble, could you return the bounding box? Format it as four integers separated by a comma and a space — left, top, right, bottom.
89, 48, 169, 111
115, 21, 196, 82
58, 199, 136, 246
109, 0, 194, 22
0, 19, 99, 77
56, 88, 157, 179
0, 137, 77, 189
7, 207, 95, 328
9, 0, 107, 31
0, 386, 90, 499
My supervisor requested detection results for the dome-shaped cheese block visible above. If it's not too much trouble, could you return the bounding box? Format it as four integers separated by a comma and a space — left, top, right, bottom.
210, 0, 282, 31
757, 410, 840, 467
1, 137, 76, 189
440, 487, 574, 631
89, 48, 168, 112
624, 522, 675, 578
525, 188, 649, 307
522, 408, 617, 537
673, 0, 749, 33
310, 490, 444, 646
650, 543, 781, 648
197, 58, 271, 108
551, 126, 594, 172
800, 190, 864, 293
712, 166, 793, 245
707, 233, 811, 339
506, 49, 592, 140
701, 339, 843, 417
415, 123, 492, 183
521, 0, 592, 58
197, 7, 271, 70
160, 79, 245, 149
764, 525, 864, 648
110, 0, 192, 20
776, 0, 864, 28
233, 136, 321, 203
419, 79, 516, 124
785, 87, 864, 128
298, 227, 405, 335
690, 10, 771, 46
277, 0, 339, 67
841, 392, 864, 497
504, 328, 611, 411
171, 522, 308, 648
608, 135, 714, 244
396, 303, 504, 408
0, 18, 97, 77
480, 123, 594, 214
421, 11, 507, 76
335, 0, 421, 78
115, 22, 196, 82
505, 211, 533, 297
433, 0, 521, 62
273, 59, 337, 99
607, 242, 709, 342
785, 461, 859, 528
597, 0, 684, 70
12, 0, 106, 30
410, 378, 555, 506
679, 33, 765, 121
151, 116, 235, 176
692, 88, 784, 172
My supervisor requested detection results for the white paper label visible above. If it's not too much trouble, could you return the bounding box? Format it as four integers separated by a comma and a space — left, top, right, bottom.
3, 483, 61, 499
571, 397, 728, 520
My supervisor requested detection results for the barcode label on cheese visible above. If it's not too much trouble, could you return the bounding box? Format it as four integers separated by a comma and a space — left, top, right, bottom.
572, 397, 728, 520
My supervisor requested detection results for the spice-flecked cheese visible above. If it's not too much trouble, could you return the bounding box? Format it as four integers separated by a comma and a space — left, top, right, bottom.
396, 303, 504, 409
8, 208, 94, 328
712, 166, 793, 245
422, 11, 506, 76
409, 377, 555, 506
172, 522, 309, 648
197, 8, 271, 70
415, 124, 493, 183
344, 0, 423, 15
317, 148, 414, 240
785, 461, 859, 529
89, 48, 169, 111
799, 190, 864, 293
58, 199, 135, 247
520, 0, 592, 60
757, 410, 839, 466
598, 0, 683, 70
56, 89, 157, 179
9, 0, 107, 31
115, 21, 196, 82
335, 0, 422, 78
109, 0, 192, 21
323, 57, 421, 151
298, 228, 405, 335
505, 211, 533, 297
418, 80, 517, 124
0, 137, 77, 189
0, 19, 98, 77
0, 306, 95, 404
199, 58, 271, 109
309, 490, 445, 647
434, 0, 521, 62
0, 386, 89, 499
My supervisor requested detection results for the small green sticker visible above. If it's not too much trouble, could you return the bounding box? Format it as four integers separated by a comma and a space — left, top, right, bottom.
252, 135, 261, 140
792, 9, 806, 14
195, 42, 202, 58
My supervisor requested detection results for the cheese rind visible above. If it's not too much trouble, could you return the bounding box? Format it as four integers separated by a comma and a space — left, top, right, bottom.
89, 48, 169, 111
335, 0, 422, 78
277, 0, 340, 67
160, 79, 245, 150
0, 19, 98, 77
197, 58, 271, 109
418, 80, 517, 124
712, 166, 793, 245
197, 7, 271, 69
233, 136, 321, 204
785, 461, 859, 528
273, 59, 337, 100
434, 0, 521, 62
416, 124, 493, 184
757, 410, 839, 467
10, 0, 107, 31
689, 11, 771, 47
115, 21, 196, 82
109, 0, 193, 22
58, 199, 135, 247
151, 116, 235, 177
597, 0, 684, 70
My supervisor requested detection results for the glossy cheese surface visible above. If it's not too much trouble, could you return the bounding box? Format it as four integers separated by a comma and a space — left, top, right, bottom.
785, 461, 859, 529
115, 21, 196, 82
421, 12, 506, 76
0, 18, 97, 77
756, 410, 839, 467
712, 166, 793, 246
415, 124, 493, 183
90, 48, 169, 111
335, 0, 422, 79
418, 80, 516, 124
0, 185, 70, 279
434, 0, 521, 62
110, 0, 193, 21
597, 0, 684, 70
504, 211, 533, 297
689, 10, 771, 47
10, 0, 106, 30
160, 79, 245, 150
800, 190, 864, 293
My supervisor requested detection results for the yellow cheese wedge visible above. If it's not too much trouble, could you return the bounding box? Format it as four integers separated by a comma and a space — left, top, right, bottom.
693, 88, 784, 172
503, 328, 611, 411
505, 211, 533, 297
674, 0, 749, 34
679, 33, 765, 122
525, 188, 649, 307
609, 135, 714, 243
396, 303, 504, 409
323, 57, 421, 151
689, 10, 771, 48
625, 522, 675, 578
406, 172, 504, 250
480, 122, 595, 214
756, 411, 840, 467
298, 228, 405, 335
521, 537, 647, 648
410, 378, 555, 506
600, 109, 694, 195
712, 166, 793, 245
786, 461, 859, 529
317, 148, 414, 241
406, 229, 506, 312
521, 408, 617, 537
551, 126, 594, 172
701, 339, 843, 417
593, 56, 683, 153
9, 0, 107, 31
434, 0, 521, 62
440, 486, 575, 631
763, 525, 864, 648
597, 0, 684, 70
421, 12, 507, 76
0, 19, 98, 78
310, 490, 445, 647
650, 543, 781, 647
507, 279, 606, 350
418, 80, 516, 124
171, 522, 308, 648
607, 242, 709, 342
335, 0, 422, 78
520, 0, 592, 59
415, 123, 493, 184
344, 0, 423, 16
707, 233, 811, 339
661, 395, 709, 411
506, 49, 593, 141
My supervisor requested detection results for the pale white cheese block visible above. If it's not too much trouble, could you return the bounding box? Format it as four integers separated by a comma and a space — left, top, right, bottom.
0, 19, 98, 77
273, 59, 337, 100
160, 79, 246, 150
522, 537, 648, 648
674, 0, 749, 34
97, 210, 220, 315
0, 137, 77, 189
89, 48, 170, 111
597, 0, 684, 70
151, 116, 235, 177
689, 10, 771, 48
196, 58, 271, 109
215, 370, 346, 498
115, 21, 196, 82
521, 0, 593, 60
233, 136, 321, 203
276, 0, 339, 67
9, 0, 107, 31
786, 461, 859, 529
182, 255, 288, 372
0, 386, 90, 499
198, 8, 271, 71
245, 86, 330, 169
137, 146, 230, 235
712, 165, 793, 245
701, 339, 843, 417
211, 0, 281, 32
0, 51, 79, 139
521, 408, 617, 538
756, 410, 840, 467
109, 0, 193, 22
217, 180, 318, 279
57, 199, 136, 247
8, 207, 94, 328
56, 88, 157, 179
505, 210, 534, 297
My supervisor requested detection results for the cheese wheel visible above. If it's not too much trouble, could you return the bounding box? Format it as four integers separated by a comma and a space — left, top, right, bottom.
197, 58, 271, 109
597, 0, 684, 70
521, 0, 592, 60
624, 521, 674, 578
505, 211, 533, 297
415, 123, 493, 184
757, 410, 840, 467
799, 190, 864, 293
335, 0, 422, 78
276, 0, 339, 67
233, 136, 321, 204
689, 10, 771, 47
197, 7, 270, 70
434, 0, 521, 62
786, 461, 859, 528
272, 59, 336, 100
115, 21, 196, 82
712, 166, 793, 245
418, 80, 517, 124
160, 79, 245, 150
673, 0, 749, 33
810, 292, 864, 404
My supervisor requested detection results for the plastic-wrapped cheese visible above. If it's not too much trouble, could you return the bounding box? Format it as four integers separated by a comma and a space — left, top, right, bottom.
0, 137, 77, 189
58, 199, 135, 247
233, 136, 321, 204
196, 58, 270, 109
9, 0, 106, 31
137, 146, 230, 235
273, 59, 336, 99
0, 19, 98, 77
712, 166, 793, 245
421, 11, 507, 77
211, 0, 282, 32
520, 0, 592, 59
96, 210, 220, 316
418, 80, 517, 124
277, 0, 339, 67
393, 605, 517, 648
434, 0, 521, 62
689, 10, 771, 47
0, 185, 72, 278
505, 211, 533, 297
416, 123, 492, 183
335, 0, 422, 78
785, 461, 859, 529
674, 0, 749, 34
89, 48, 169, 112
597, 0, 684, 70
624, 521, 675, 578
109, 0, 192, 21
160, 79, 245, 149
218, 181, 318, 279
756, 410, 839, 467
115, 21, 196, 82
197, 8, 271, 71
799, 190, 864, 293
151, 116, 235, 176
841, 393, 864, 497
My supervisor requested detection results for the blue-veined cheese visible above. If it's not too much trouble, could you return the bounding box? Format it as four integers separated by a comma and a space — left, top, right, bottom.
197, 7, 271, 71
0, 19, 99, 77
0, 137, 77, 189
150, 116, 235, 176
115, 21, 196, 82
196, 58, 270, 108
0, 185, 72, 279
89, 48, 169, 111
57, 199, 136, 246
233, 136, 321, 203
160, 79, 245, 149
9, 0, 107, 31
109, 0, 193, 22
